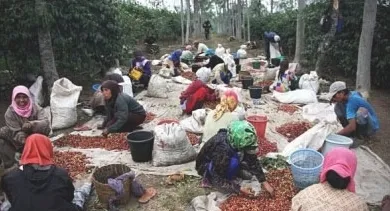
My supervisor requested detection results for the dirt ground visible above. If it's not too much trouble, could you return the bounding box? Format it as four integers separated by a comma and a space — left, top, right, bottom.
0, 35, 388, 210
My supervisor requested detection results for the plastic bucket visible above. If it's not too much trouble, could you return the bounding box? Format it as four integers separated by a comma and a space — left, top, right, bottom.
246, 115, 267, 138
252, 61, 261, 69
271, 58, 281, 66
322, 134, 353, 156
290, 149, 324, 189
249, 86, 262, 99
241, 76, 253, 89
127, 130, 154, 162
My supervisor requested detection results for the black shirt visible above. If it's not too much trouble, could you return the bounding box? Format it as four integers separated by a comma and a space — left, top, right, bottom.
1, 165, 81, 211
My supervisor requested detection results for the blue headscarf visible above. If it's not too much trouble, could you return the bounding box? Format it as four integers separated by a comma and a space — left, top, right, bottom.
169, 49, 183, 63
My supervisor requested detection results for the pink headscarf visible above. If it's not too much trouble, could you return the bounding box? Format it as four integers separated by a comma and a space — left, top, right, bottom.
11, 85, 33, 118
320, 147, 357, 193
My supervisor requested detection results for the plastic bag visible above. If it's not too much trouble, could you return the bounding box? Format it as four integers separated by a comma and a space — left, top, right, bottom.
50, 78, 82, 130
180, 109, 207, 133
147, 75, 170, 98
152, 122, 197, 166
273, 89, 318, 104
299, 71, 319, 94
29, 76, 44, 106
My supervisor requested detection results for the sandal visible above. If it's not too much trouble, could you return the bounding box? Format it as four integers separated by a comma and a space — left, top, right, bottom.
138, 187, 157, 204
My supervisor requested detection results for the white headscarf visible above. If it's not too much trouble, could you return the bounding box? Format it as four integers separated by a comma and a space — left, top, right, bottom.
196, 67, 211, 83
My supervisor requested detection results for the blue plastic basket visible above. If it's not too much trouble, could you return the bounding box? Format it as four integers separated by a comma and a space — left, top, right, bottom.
289, 149, 324, 189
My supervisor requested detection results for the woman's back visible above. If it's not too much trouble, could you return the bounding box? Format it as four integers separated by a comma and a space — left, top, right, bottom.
2, 165, 79, 211
202, 110, 238, 144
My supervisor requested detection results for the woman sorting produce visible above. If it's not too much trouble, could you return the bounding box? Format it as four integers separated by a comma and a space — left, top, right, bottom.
202, 90, 239, 144
179, 67, 217, 114
0, 86, 50, 169
130, 50, 152, 89
196, 120, 274, 197
291, 147, 368, 211
100, 80, 146, 137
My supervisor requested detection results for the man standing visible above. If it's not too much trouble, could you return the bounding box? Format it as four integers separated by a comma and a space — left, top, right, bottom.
263, 31, 281, 60
327, 81, 379, 146
203, 20, 212, 40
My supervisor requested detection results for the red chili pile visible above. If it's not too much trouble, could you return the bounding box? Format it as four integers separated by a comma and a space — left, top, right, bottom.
204, 100, 219, 109
181, 71, 197, 81
257, 137, 278, 157
220, 168, 297, 211
145, 112, 156, 123
187, 132, 200, 145
54, 133, 128, 150
276, 121, 311, 142
278, 104, 299, 115
256, 80, 274, 88
54, 151, 90, 180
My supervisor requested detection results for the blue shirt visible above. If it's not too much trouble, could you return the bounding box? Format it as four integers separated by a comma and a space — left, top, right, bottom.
168, 50, 182, 63
264, 31, 278, 42
346, 91, 379, 131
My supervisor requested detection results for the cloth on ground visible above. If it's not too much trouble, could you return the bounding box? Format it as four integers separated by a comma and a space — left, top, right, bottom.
191, 192, 229, 211
107, 171, 145, 207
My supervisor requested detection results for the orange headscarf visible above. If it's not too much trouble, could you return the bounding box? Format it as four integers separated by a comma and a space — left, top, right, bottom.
20, 134, 54, 166
213, 90, 238, 121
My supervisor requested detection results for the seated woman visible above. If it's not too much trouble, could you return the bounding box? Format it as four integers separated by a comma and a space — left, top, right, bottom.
202, 90, 239, 144
130, 51, 152, 88
86, 73, 126, 116
179, 68, 217, 114
1, 134, 157, 210
291, 147, 369, 211
1, 133, 82, 211
210, 63, 232, 85
180, 45, 194, 65
0, 86, 50, 169
196, 120, 274, 197
272, 59, 296, 92
100, 80, 146, 137
193, 41, 209, 55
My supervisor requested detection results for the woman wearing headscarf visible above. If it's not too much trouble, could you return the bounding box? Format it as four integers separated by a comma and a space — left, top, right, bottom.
1, 134, 82, 211
193, 41, 209, 55
291, 147, 369, 211
163, 49, 183, 76
100, 80, 146, 137
130, 50, 151, 88
204, 55, 231, 85
179, 67, 217, 114
196, 120, 274, 197
202, 90, 239, 144
180, 45, 194, 65
0, 86, 50, 169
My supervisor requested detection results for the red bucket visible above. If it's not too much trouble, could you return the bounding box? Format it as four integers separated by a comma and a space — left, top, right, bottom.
246, 115, 268, 138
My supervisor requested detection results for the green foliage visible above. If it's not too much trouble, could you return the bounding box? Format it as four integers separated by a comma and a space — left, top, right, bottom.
0, 0, 181, 83
250, 0, 390, 88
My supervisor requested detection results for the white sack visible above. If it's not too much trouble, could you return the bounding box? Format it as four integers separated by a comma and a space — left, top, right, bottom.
180, 109, 207, 134
120, 75, 133, 97
29, 76, 44, 106
299, 71, 319, 94
147, 75, 170, 98
50, 78, 82, 130
152, 122, 197, 166
273, 89, 318, 104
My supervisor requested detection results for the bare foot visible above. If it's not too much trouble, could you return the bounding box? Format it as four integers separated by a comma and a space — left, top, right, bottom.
138, 187, 157, 204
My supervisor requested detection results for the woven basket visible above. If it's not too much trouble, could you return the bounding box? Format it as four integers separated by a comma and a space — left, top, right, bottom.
92, 164, 132, 206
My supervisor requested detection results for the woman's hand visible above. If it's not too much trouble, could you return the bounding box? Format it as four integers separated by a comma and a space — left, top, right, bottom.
102, 129, 109, 138
263, 181, 275, 197
240, 187, 255, 197
22, 122, 32, 132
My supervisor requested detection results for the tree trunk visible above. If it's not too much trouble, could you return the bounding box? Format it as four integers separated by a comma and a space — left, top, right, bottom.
181, 0, 185, 45
247, 0, 250, 41
271, 0, 274, 13
236, 1, 242, 40
185, 0, 191, 43
314, 4, 339, 76
193, 0, 200, 38
35, 0, 59, 93
356, 0, 377, 98
294, 0, 305, 63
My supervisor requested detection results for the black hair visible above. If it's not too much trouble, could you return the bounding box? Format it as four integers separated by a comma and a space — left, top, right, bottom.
326, 170, 351, 189
278, 59, 289, 80
103, 73, 124, 83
